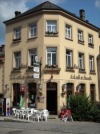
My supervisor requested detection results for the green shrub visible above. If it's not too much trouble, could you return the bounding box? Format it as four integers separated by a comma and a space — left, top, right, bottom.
67, 94, 100, 122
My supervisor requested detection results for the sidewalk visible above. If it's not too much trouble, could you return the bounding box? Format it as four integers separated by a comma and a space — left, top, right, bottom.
0, 115, 58, 123
0, 115, 31, 122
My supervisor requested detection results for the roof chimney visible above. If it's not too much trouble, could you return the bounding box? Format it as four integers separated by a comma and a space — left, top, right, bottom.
79, 9, 85, 20
15, 11, 21, 17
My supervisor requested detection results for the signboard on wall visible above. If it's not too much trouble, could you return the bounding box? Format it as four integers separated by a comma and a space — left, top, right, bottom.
6, 98, 10, 116
33, 73, 39, 79
33, 67, 39, 72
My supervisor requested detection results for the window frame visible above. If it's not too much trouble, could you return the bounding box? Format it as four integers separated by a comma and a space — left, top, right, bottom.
88, 34, 93, 44
89, 55, 95, 72
13, 27, 21, 40
90, 84, 95, 101
66, 49, 73, 68
46, 20, 57, 33
78, 29, 83, 42
65, 24, 72, 39
29, 23, 37, 38
78, 52, 85, 70
14, 51, 21, 69
46, 47, 57, 65
28, 48, 37, 66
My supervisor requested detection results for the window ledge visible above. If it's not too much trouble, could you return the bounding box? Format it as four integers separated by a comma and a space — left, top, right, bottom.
79, 69, 86, 73
65, 37, 73, 41
11, 68, 21, 73
45, 31, 58, 37
88, 43, 94, 48
26, 66, 33, 72
78, 40, 84, 45
90, 70, 96, 75
66, 67, 75, 72
43, 66, 61, 74
28, 36, 37, 40
13, 38, 21, 43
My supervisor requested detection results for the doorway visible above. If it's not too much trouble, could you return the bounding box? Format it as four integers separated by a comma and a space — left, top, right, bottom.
13, 83, 20, 107
28, 83, 36, 108
46, 82, 57, 115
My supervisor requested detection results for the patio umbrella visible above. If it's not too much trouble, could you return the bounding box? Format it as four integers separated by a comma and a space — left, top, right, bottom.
20, 95, 24, 108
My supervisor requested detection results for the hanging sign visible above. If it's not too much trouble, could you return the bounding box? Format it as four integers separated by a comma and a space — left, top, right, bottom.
33, 62, 40, 66
33, 73, 39, 78
33, 66, 40, 72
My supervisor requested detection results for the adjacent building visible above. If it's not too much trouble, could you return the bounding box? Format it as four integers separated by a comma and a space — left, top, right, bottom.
0, 44, 5, 114
4, 1, 100, 115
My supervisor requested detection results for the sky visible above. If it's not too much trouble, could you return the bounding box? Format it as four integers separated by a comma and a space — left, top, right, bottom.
0, 0, 100, 45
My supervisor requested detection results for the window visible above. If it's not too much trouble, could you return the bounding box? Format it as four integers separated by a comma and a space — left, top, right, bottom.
66, 50, 73, 68
46, 47, 57, 65
13, 83, 20, 107
65, 24, 72, 39
46, 20, 57, 33
29, 23, 37, 38
89, 55, 95, 72
79, 84, 85, 95
14, 51, 21, 69
67, 83, 74, 99
78, 29, 83, 42
28, 83, 36, 108
88, 34, 94, 48
14, 28, 21, 40
78, 53, 84, 70
29, 48, 37, 66
88, 34, 93, 44
90, 84, 95, 101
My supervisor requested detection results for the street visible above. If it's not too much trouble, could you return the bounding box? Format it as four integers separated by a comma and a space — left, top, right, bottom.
0, 119, 100, 134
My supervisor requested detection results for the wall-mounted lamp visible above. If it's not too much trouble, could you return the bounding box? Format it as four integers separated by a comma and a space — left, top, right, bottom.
62, 84, 67, 93
37, 83, 42, 89
76, 84, 81, 92
4, 84, 9, 90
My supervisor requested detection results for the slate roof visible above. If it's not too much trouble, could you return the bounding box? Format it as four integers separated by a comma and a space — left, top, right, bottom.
4, 1, 78, 24
4, 1, 99, 30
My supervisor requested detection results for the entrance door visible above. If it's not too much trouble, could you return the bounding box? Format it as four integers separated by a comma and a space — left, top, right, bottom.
28, 83, 36, 108
47, 82, 57, 115
13, 83, 20, 107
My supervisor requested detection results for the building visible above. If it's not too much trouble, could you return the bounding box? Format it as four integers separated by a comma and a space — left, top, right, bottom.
0, 44, 5, 114
4, 1, 100, 115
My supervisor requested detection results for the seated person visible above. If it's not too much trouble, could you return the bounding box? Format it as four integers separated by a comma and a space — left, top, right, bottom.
59, 107, 73, 122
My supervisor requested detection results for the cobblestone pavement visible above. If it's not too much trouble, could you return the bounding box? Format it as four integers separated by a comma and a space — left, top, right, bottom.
0, 117, 100, 134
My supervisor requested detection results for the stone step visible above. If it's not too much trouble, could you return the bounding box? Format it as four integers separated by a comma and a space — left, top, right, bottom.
48, 115, 58, 119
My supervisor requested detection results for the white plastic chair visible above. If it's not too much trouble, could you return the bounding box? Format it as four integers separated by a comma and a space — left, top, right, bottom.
41, 109, 49, 121
35, 111, 42, 122
12, 108, 16, 117
19, 109, 26, 119
26, 108, 34, 121
15, 109, 21, 119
